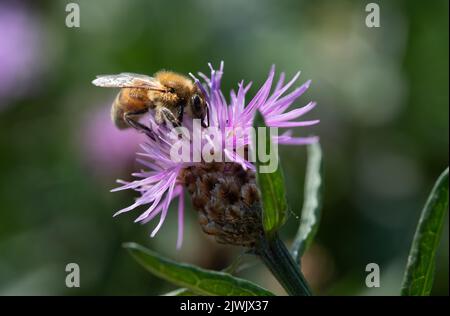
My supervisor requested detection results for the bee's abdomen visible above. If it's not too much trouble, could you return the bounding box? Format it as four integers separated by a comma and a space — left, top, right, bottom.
111, 89, 151, 129
119, 88, 148, 110
111, 93, 129, 129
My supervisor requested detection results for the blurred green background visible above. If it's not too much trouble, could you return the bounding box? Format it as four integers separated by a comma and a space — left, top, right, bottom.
0, 0, 448, 295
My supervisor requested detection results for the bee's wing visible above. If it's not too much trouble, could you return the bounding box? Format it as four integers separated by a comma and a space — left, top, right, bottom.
92, 73, 167, 91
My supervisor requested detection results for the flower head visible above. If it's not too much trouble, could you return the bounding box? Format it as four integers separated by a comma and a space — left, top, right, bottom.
113, 63, 319, 248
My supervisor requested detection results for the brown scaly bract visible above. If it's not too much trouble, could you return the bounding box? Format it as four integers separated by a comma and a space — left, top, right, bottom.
182, 162, 263, 247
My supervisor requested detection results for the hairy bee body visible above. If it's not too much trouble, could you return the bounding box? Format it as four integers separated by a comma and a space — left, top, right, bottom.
111, 88, 149, 129
93, 71, 209, 134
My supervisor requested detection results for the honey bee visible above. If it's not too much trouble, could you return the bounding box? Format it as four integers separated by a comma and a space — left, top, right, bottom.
92, 71, 209, 135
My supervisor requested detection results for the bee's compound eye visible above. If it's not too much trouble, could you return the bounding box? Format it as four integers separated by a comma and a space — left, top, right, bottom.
191, 94, 202, 111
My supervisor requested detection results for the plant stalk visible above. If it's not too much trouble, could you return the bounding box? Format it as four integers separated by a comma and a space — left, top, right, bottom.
255, 234, 312, 296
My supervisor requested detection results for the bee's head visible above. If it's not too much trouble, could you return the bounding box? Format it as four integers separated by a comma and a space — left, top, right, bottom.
189, 91, 208, 127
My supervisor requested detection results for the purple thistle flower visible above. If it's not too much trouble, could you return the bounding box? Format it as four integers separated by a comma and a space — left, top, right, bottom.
79, 106, 147, 176
0, 2, 43, 107
113, 62, 319, 248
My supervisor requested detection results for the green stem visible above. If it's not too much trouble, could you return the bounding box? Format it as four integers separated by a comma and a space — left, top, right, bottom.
255, 234, 312, 296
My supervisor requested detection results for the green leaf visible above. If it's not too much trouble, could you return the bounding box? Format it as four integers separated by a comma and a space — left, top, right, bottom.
253, 111, 288, 237
291, 142, 323, 263
401, 167, 449, 296
124, 242, 274, 296
163, 288, 196, 296
163, 254, 250, 296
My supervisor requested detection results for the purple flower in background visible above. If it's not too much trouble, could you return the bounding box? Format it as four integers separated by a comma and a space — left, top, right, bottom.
79, 106, 146, 176
0, 2, 43, 108
112, 63, 319, 248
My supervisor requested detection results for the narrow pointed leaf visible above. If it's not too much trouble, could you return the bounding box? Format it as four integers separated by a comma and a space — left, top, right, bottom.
124, 242, 274, 296
163, 288, 196, 296
291, 142, 323, 263
401, 168, 449, 296
254, 111, 288, 237
163, 254, 250, 296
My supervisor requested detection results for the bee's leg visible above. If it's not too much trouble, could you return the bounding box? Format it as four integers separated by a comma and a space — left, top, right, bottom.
124, 112, 157, 141
158, 107, 181, 127
177, 104, 184, 125
200, 106, 210, 128
154, 109, 165, 125
206, 106, 210, 127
